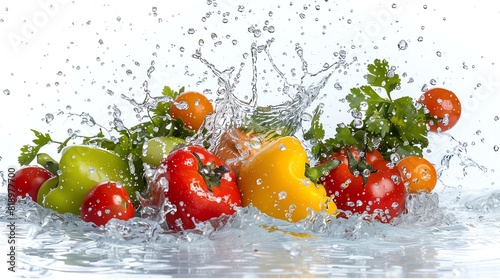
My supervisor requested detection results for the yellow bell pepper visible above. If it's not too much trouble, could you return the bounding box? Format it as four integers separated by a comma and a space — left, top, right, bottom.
237, 136, 338, 222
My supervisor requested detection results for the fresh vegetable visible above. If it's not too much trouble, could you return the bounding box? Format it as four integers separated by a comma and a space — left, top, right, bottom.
320, 146, 406, 223
308, 59, 429, 161
237, 136, 339, 223
37, 176, 58, 205
17, 86, 195, 189
42, 145, 144, 215
396, 156, 437, 193
170, 91, 214, 131
213, 127, 275, 177
80, 181, 135, 226
141, 136, 186, 167
10, 166, 54, 203
419, 87, 462, 132
147, 145, 242, 231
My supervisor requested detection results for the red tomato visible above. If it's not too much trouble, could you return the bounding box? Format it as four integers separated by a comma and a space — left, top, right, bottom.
10, 166, 53, 203
147, 145, 242, 231
419, 87, 461, 132
397, 156, 438, 193
320, 147, 406, 223
170, 91, 214, 131
80, 181, 135, 226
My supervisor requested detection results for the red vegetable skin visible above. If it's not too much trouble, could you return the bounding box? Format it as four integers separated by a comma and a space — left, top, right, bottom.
80, 181, 135, 226
10, 166, 53, 203
420, 87, 462, 132
320, 147, 406, 223
149, 146, 242, 231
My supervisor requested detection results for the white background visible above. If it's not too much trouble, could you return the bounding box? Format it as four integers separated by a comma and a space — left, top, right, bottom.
1, 0, 500, 192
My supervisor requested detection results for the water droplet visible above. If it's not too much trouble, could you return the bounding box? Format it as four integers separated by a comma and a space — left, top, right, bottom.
147, 66, 155, 78
436, 51, 442, 57
3, 89, 10, 95
256, 178, 262, 185
398, 40, 408, 50
279, 144, 287, 151
45, 113, 54, 123
278, 191, 287, 200
417, 36, 423, 42
494, 145, 499, 152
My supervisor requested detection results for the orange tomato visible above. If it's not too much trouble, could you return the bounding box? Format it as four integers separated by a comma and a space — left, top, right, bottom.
419, 87, 461, 132
170, 91, 214, 131
396, 156, 438, 193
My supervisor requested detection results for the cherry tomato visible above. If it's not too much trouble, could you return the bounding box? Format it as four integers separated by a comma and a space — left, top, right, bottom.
10, 166, 54, 203
397, 156, 438, 193
80, 181, 135, 226
419, 87, 461, 132
320, 147, 406, 223
170, 91, 214, 131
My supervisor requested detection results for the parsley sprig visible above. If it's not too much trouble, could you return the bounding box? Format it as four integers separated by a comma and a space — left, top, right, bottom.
18, 86, 195, 171
306, 59, 429, 161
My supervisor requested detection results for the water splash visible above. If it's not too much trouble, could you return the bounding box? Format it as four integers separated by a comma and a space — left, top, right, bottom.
189, 39, 348, 150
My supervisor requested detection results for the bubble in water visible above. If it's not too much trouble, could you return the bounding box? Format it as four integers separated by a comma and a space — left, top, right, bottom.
3, 89, 10, 95
494, 145, 499, 152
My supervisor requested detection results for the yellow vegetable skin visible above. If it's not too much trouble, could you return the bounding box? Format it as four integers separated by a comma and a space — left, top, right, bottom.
237, 136, 337, 222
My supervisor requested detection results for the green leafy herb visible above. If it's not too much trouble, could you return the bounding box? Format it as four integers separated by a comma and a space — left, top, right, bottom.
18, 85, 194, 181
309, 59, 429, 161
18, 129, 54, 166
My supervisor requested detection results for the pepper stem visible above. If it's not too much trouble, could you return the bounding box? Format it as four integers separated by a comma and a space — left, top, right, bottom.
305, 158, 340, 183
36, 153, 59, 176
193, 153, 229, 191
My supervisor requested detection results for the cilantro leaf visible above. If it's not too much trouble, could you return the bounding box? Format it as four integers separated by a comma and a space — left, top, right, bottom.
366, 58, 401, 98
311, 58, 429, 161
303, 105, 325, 142
18, 129, 53, 166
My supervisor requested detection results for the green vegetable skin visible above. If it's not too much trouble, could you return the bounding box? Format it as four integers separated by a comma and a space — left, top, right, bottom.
42, 145, 145, 215
141, 136, 186, 166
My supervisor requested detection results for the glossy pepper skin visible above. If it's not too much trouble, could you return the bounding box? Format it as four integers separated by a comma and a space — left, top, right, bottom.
237, 136, 337, 222
42, 145, 144, 215
147, 145, 242, 231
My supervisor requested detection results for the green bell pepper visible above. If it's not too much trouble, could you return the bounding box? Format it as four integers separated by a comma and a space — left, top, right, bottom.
42, 145, 145, 215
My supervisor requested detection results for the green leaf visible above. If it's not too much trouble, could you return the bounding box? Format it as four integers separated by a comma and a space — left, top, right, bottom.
18, 129, 53, 166
303, 105, 325, 142
312, 59, 428, 162
366, 58, 401, 97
